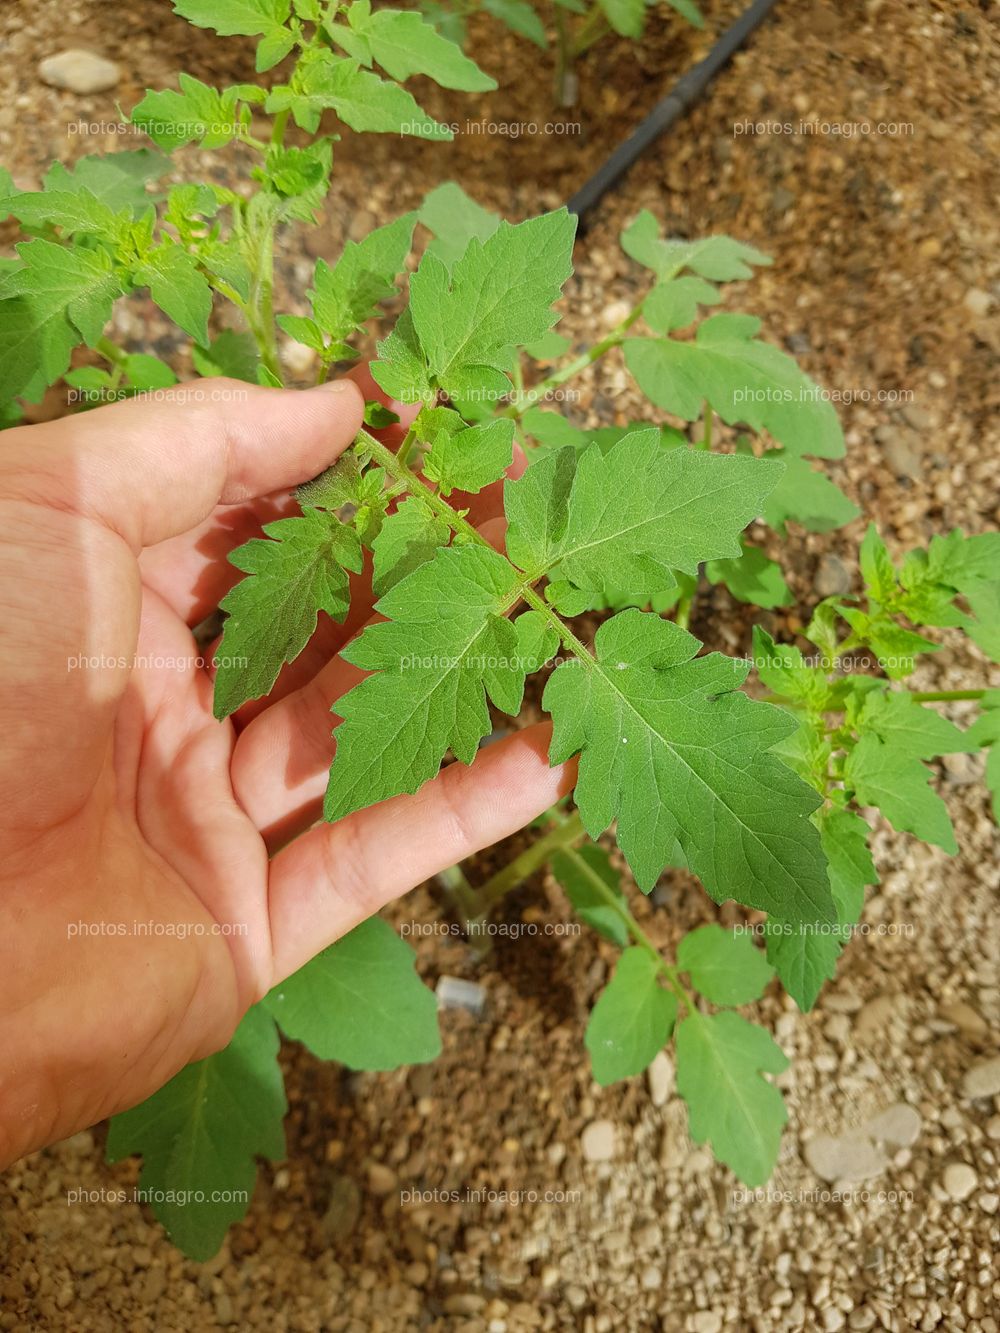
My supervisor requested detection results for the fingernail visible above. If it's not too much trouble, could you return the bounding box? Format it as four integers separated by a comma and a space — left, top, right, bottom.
313, 379, 354, 393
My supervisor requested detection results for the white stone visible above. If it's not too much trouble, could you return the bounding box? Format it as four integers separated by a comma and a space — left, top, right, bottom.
963, 287, 992, 318
942, 1162, 977, 1201
580, 1119, 616, 1163
38, 49, 120, 94
803, 1132, 886, 1183
962, 1056, 1000, 1099
280, 338, 317, 376
690, 1314, 722, 1333
436, 975, 487, 1018
646, 1051, 674, 1107
863, 1102, 922, 1149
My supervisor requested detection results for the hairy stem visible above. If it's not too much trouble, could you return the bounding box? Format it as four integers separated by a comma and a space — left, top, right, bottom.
507, 303, 643, 420
474, 810, 586, 911
910, 689, 987, 703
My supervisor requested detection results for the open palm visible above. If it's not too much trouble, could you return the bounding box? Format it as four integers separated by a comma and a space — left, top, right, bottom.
0, 375, 571, 1166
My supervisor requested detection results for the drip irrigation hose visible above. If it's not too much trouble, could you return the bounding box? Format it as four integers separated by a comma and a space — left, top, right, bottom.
566, 0, 781, 224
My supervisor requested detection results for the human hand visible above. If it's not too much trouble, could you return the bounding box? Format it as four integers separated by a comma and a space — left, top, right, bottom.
0, 375, 572, 1165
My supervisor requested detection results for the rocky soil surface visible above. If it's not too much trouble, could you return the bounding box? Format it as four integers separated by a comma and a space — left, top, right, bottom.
1, 0, 998, 1329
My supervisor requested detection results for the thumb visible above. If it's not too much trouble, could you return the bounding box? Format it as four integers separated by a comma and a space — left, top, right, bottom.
2, 378, 365, 550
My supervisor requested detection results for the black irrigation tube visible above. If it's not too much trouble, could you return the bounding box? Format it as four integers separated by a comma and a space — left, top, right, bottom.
566, 0, 781, 225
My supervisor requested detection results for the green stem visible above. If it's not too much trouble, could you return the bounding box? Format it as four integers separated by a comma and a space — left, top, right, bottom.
507, 303, 643, 420
474, 810, 587, 911
270, 108, 289, 149
436, 862, 480, 927
96, 336, 128, 367
910, 689, 987, 703
555, 843, 696, 1016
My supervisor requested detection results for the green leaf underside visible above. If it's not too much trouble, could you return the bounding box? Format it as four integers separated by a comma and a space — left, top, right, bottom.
677, 924, 774, 1006
551, 843, 630, 947
214, 508, 362, 718
625, 314, 844, 459
585, 948, 678, 1084
263, 917, 440, 1068
545, 610, 835, 921
267, 51, 452, 139
105, 1006, 285, 1261
325, 543, 527, 821
506, 431, 783, 600
676, 1011, 788, 1186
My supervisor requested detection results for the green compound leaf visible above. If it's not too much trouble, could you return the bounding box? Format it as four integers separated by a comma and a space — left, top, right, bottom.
42, 150, 170, 214
419, 181, 502, 268
506, 432, 782, 602
845, 733, 957, 854
625, 313, 844, 459
376, 211, 576, 405
859, 690, 977, 758
643, 275, 722, 332
305, 210, 415, 348
172, 0, 295, 70
106, 1006, 286, 1262
370, 496, 451, 595
135, 241, 213, 343
622, 213, 771, 283
131, 75, 249, 150
325, 543, 527, 821
330, 0, 496, 91
0, 239, 123, 403
545, 610, 835, 922
676, 924, 774, 1006
752, 625, 832, 709
675, 1011, 788, 1186
766, 807, 877, 1011
423, 415, 515, 496
214, 508, 363, 719
761, 451, 859, 534
551, 843, 630, 947
482, 0, 549, 46
585, 948, 678, 1084
263, 917, 441, 1068
174, 0, 291, 33
266, 50, 451, 138
706, 542, 792, 610
5, 187, 126, 243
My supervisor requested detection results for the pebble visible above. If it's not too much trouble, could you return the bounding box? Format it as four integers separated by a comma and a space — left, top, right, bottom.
690, 1314, 723, 1333
366, 1163, 397, 1196
279, 339, 317, 377
863, 1102, 922, 1149
646, 1051, 674, 1107
38, 49, 120, 93
939, 1001, 988, 1037
803, 1132, 886, 1183
877, 426, 923, 481
601, 300, 631, 328
436, 976, 488, 1017
963, 287, 992, 318
814, 553, 852, 597
322, 1175, 362, 1241
942, 1162, 977, 1200
985, 1115, 1000, 1141
580, 1119, 616, 1162
962, 1056, 1000, 1099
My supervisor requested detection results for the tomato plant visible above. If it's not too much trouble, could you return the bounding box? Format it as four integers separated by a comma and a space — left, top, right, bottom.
1, 0, 995, 1260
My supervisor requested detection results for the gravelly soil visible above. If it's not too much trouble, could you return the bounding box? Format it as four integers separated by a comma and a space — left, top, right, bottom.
1, 0, 999, 1330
